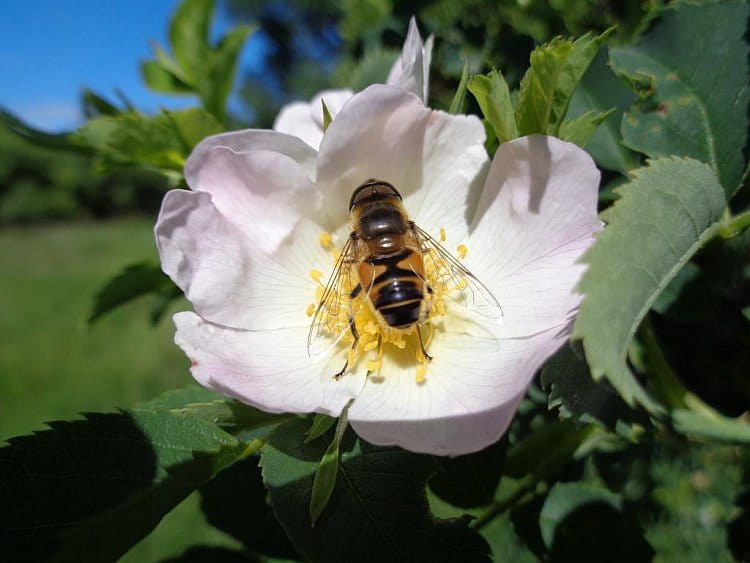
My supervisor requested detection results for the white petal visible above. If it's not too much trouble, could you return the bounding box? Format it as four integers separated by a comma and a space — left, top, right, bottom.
186, 145, 319, 256
386, 16, 430, 102
174, 312, 366, 416
273, 102, 325, 150
155, 190, 332, 330
348, 326, 569, 456
186, 128, 318, 182
317, 85, 488, 238
466, 135, 602, 339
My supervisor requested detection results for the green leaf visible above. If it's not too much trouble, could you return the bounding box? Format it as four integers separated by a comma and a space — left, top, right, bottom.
515, 29, 612, 137
89, 261, 173, 323
81, 88, 120, 118
516, 38, 573, 136
0, 108, 90, 153
0, 409, 247, 562
136, 384, 224, 409
468, 70, 518, 143
429, 439, 507, 509
504, 420, 596, 479
259, 418, 491, 562
567, 49, 640, 172
170, 107, 224, 149
558, 108, 614, 148
199, 456, 300, 558
309, 404, 351, 525
321, 99, 333, 133
539, 483, 621, 548
141, 60, 194, 95
169, 0, 212, 85
203, 24, 254, 122
448, 59, 470, 114
541, 345, 639, 430
610, 0, 750, 196
573, 158, 727, 410
304, 413, 336, 443
671, 410, 750, 444
546, 28, 614, 136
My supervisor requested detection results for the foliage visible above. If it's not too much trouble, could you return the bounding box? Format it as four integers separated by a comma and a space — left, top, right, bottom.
3, 0, 750, 561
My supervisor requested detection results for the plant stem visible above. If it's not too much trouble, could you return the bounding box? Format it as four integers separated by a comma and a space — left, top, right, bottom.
471, 476, 538, 530
718, 209, 750, 239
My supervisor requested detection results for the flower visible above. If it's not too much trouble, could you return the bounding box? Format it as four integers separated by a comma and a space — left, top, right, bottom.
273, 17, 432, 149
155, 84, 601, 456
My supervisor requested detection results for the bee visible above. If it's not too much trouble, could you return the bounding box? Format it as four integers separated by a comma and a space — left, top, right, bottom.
308, 179, 502, 378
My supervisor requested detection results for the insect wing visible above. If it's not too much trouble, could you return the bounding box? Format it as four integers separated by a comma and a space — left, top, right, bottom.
413, 224, 503, 323
307, 237, 368, 357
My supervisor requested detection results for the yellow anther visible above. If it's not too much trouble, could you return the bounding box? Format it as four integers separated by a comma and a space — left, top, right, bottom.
415, 364, 427, 384
364, 340, 379, 351
456, 278, 468, 290
439, 227, 446, 242
456, 244, 468, 259
319, 232, 334, 250
310, 269, 324, 283
367, 359, 382, 371
306, 304, 316, 317
315, 286, 324, 300
365, 320, 378, 335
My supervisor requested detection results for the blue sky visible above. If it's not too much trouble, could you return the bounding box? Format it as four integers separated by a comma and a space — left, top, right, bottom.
2, 0, 264, 131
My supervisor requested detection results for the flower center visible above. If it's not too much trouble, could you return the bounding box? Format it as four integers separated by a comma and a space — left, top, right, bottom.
307, 229, 470, 383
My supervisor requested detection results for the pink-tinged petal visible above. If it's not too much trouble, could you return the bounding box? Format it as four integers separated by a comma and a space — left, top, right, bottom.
174, 312, 366, 416
466, 135, 602, 339
156, 190, 331, 330
186, 145, 319, 256
317, 85, 487, 236
273, 102, 325, 149
186, 128, 318, 182
386, 17, 432, 102
348, 326, 569, 456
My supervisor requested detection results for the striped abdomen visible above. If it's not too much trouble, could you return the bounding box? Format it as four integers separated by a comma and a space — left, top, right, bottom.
358, 248, 425, 329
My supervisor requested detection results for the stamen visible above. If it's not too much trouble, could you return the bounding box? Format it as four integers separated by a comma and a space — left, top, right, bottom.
367, 359, 382, 371
439, 227, 446, 242
456, 244, 468, 259
309, 269, 324, 283
319, 232, 334, 250
306, 304, 316, 317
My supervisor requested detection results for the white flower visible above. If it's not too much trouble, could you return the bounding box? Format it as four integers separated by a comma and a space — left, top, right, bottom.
273, 17, 433, 149
155, 84, 601, 456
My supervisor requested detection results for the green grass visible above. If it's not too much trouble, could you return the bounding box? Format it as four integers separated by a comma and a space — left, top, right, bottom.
0, 218, 238, 561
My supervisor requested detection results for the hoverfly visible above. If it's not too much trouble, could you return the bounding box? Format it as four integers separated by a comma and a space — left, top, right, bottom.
308, 179, 502, 378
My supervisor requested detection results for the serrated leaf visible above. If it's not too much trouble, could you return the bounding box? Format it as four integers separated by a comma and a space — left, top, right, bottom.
141, 60, 194, 95
259, 419, 491, 563
448, 59, 470, 114
169, 0, 212, 85
539, 483, 621, 548
81, 88, 120, 118
0, 409, 247, 563
468, 70, 518, 143
567, 49, 640, 172
516, 38, 573, 136
89, 261, 173, 323
573, 157, 727, 411
558, 108, 614, 148
546, 28, 614, 135
610, 0, 750, 196
137, 384, 224, 409
199, 456, 299, 558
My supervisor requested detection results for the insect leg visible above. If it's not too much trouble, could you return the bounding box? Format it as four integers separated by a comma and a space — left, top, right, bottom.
333, 285, 362, 380
415, 324, 432, 362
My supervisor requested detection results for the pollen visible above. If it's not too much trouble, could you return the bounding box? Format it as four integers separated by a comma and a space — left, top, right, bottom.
456, 244, 468, 259
306, 303, 316, 317
309, 269, 324, 283
319, 231, 334, 250
439, 227, 446, 242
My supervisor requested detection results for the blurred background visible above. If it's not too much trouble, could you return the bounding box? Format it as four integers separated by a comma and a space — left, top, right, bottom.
1, 0, 666, 560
